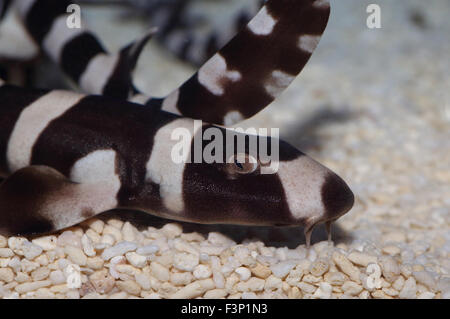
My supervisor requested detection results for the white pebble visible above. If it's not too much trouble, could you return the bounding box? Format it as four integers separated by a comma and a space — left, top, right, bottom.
181, 232, 205, 242
21, 259, 39, 273
270, 260, 297, 279
0, 268, 14, 282
49, 270, 66, 285
235, 267, 251, 281
221, 257, 241, 276
348, 251, 377, 267
58, 258, 70, 270
15, 280, 52, 293
103, 225, 123, 242
303, 274, 322, 284
379, 256, 400, 282
333, 252, 361, 283
199, 253, 210, 262
170, 272, 193, 286
115, 264, 140, 276
200, 245, 226, 256
31, 267, 50, 281
193, 264, 212, 279
298, 282, 316, 294
413, 271, 436, 291
89, 270, 115, 294
57, 231, 81, 248
264, 275, 282, 291
417, 291, 435, 299
383, 232, 406, 243
0, 248, 14, 258
0, 258, 10, 268
342, 281, 363, 296
210, 256, 225, 288
161, 223, 183, 239
35, 254, 48, 266
116, 280, 141, 296
234, 246, 250, 261
207, 232, 235, 247
135, 273, 152, 290
0, 235, 6, 248
66, 289, 80, 299
65, 246, 87, 266
399, 277, 417, 299
313, 282, 332, 299
125, 252, 147, 268
32, 236, 57, 251
170, 279, 214, 299
15, 272, 30, 283
382, 245, 401, 256
22, 241, 43, 260
81, 234, 96, 257
87, 219, 105, 233
100, 234, 115, 246
204, 288, 228, 299
173, 252, 199, 272
307, 249, 317, 262
122, 222, 138, 242
150, 262, 170, 281
174, 238, 199, 255
392, 276, 405, 291
236, 277, 265, 292
136, 245, 159, 256
242, 292, 258, 299
309, 259, 330, 276
85, 230, 101, 244
8, 237, 27, 254
101, 241, 137, 260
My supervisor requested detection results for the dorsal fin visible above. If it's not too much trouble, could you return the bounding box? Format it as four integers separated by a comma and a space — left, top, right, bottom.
0, 166, 118, 236
96, 28, 156, 99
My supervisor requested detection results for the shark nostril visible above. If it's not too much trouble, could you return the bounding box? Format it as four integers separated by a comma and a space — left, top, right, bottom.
321, 172, 355, 219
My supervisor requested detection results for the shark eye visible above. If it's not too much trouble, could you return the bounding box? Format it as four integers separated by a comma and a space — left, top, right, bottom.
227, 153, 259, 175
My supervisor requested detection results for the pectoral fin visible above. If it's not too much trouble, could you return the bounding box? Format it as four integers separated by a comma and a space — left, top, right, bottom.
0, 166, 118, 236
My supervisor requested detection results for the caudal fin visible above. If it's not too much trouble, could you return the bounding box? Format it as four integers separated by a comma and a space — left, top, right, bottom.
160, 0, 330, 125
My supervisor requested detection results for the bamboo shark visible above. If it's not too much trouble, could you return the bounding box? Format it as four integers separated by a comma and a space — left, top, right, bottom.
0, 0, 354, 246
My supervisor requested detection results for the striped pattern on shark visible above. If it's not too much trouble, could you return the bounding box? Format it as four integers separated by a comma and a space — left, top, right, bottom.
14, 0, 154, 100
0, 0, 354, 245
0, 77, 354, 245
14, 0, 330, 126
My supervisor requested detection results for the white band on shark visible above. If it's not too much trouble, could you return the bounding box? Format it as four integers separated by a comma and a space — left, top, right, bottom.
7, 90, 84, 172
145, 119, 202, 213
79, 53, 119, 95
276, 156, 328, 220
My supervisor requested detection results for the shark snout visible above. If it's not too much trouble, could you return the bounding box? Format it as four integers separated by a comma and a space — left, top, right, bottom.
321, 172, 354, 222
275, 152, 354, 227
